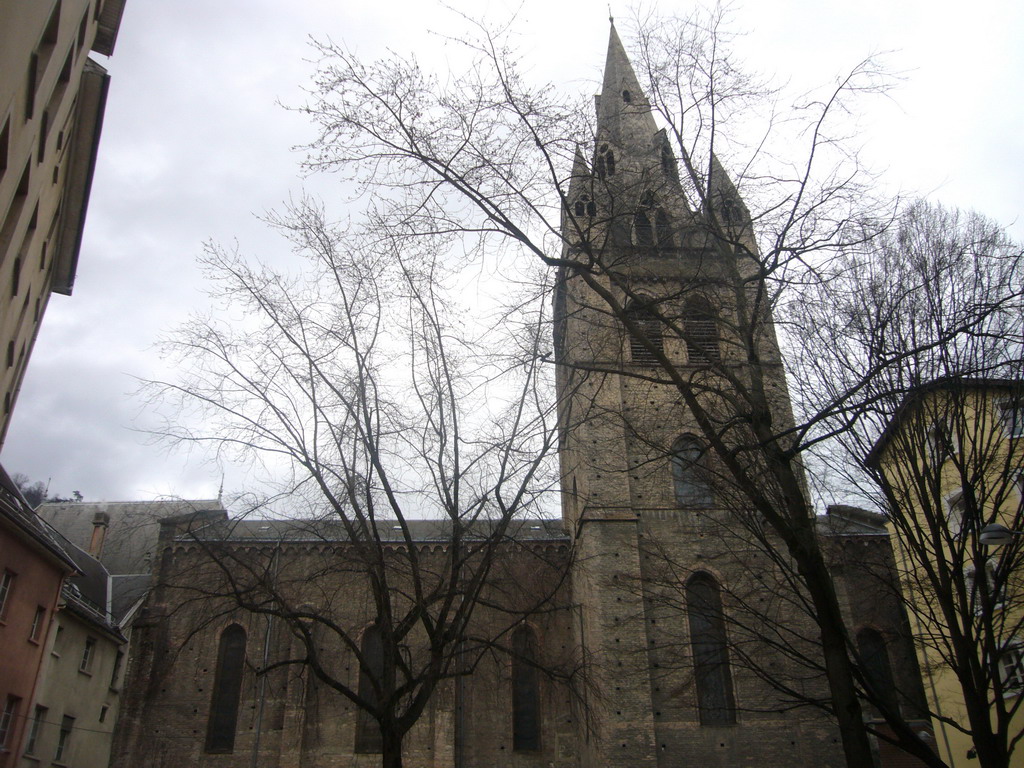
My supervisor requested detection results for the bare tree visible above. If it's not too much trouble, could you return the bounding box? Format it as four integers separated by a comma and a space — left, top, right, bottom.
293, 8, 1023, 766
795, 202, 1024, 768
131, 201, 580, 768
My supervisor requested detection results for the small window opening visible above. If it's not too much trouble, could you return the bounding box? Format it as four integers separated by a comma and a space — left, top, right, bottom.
655, 209, 674, 249
605, 150, 616, 176
672, 436, 713, 507
42, 2, 61, 47
622, 89, 632, 103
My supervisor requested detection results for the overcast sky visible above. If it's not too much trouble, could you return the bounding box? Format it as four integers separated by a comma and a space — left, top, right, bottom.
1, 0, 1021, 503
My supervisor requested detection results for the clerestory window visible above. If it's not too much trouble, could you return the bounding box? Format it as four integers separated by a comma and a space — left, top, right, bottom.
512, 625, 541, 751
687, 573, 735, 725
205, 624, 246, 753
355, 624, 385, 753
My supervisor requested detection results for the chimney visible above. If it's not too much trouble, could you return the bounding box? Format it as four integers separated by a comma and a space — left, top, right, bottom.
89, 512, 110, 557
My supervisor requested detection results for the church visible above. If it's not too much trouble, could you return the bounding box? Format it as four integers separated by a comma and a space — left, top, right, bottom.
96, 25, 929, 768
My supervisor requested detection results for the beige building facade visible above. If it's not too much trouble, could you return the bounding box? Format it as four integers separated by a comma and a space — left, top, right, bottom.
0, 0, 126, 445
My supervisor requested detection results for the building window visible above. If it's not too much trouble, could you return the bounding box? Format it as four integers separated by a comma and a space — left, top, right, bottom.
110, 650, 124, 689
512, 625, 541, 751
573, 195, 596, 217
683, 298, 720, 364
99, 704, 108, 723
967, 560, 1004, 614
25, 705, 46, 755
672, 436, 713, 507
946, 491, 966, 538
926, 419, 958, 463
30, 606, 46, 642
625, 301, 663, 364
856, 627, 899, 715
0, 570, 15, 620
622, 89, 632, 103
80, 637, 96, 672
205, 624, 246, 753
0, 696, 21, 750
355, 624, 384, 753
686, 573, 735, 725
998, 399, 1024, 438
54, 715, 73, 763
661, 142, 678, 180
998, 643, 1024, 696
596, 144, 616, 179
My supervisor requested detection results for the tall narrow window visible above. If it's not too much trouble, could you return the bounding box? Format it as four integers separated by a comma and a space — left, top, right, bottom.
687, 573, 735, 725
30, 606, 46, 641
684, 298, 720, 364
25, 705, 46, 755
998, 399, 1024, 438
0, 696, 21, 749
79, 637, 96, 672
355, 624, 384, 753
54, 715, 73, 762
205, 624, 246, 753
633, 210, 654, 246
672, 436, 713, 507
625, 301, 663, 364
512, 626, 540, 751
856, 628, 899, 715
0, 570, 15, 619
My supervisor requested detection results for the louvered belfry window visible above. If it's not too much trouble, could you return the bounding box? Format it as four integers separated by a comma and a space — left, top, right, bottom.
684, 299, 720, 364
625, 302, 663, 364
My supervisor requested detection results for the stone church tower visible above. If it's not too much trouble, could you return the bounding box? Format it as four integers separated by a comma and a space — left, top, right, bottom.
94, 23, 927, 768
554, 24, 856, 767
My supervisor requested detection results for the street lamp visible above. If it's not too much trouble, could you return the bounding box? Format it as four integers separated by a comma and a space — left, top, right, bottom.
979, 523, 1024, 546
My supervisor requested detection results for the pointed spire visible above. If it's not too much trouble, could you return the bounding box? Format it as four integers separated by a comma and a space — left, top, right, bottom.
569, 143, 590, 190
706, 153, 750, 229
597, 21, 658, 144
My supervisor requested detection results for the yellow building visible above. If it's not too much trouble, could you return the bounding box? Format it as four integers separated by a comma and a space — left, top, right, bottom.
0, 0, 127, 446
866, 378, 1024, 768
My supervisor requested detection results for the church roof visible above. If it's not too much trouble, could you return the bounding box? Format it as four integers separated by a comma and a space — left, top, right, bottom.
171, 514, 569, 545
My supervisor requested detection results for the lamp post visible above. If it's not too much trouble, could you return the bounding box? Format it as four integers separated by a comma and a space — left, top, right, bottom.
979, 523, 1024, 546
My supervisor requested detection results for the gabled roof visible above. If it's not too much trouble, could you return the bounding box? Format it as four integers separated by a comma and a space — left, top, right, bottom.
0, 465, 78, 573
863, 377, 1022, 469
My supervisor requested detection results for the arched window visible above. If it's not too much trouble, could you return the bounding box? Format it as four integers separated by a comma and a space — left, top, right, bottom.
625, 301, 663, 364
672, 436, 712, 507
857, 628, 899, 716
684, 298, 720, 364
605, 150, 616, 176
622, 89, 632, 103
686, 574, 735, 725
355, 624, 385, 753
205, 624, 246, 753
661, 142, 678, 180
573, 195, 596, 218
633, 210, 654, 246
512, 626, 540, 751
